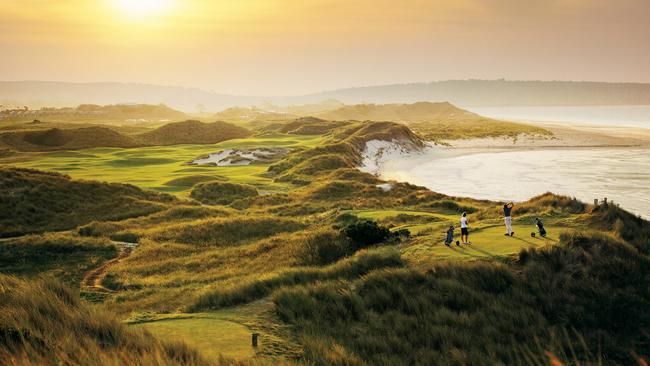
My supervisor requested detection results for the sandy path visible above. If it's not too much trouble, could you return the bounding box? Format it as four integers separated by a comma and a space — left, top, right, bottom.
81, 242, 137, 293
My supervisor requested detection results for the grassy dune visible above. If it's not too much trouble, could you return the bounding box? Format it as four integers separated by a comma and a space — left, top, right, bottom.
0, 118, 648, 365
0, 275, 212, 366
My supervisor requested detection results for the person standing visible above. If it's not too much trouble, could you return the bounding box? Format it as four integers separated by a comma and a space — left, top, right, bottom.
460, 212, 470, 244
504, 202, 515, 236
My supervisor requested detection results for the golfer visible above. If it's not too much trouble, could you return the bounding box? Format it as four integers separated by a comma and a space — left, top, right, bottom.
503, 202, 514, 236
460, 212, 470, 244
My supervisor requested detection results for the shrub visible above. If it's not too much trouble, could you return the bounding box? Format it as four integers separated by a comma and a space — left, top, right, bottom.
298, 229, 352, 265
190, 181, 259, 205
342, 220, 391, 250
427, 199, 478, 213
78, 221, 123, 237
109, 231, 139, 243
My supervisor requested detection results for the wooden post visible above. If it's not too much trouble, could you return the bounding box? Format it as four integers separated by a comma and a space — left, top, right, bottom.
252, 333, 259, 348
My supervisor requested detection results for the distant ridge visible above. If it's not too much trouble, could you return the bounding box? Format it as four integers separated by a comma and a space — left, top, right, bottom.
0, 120, 252, 151
0, 126, 139, 151
2, 80, 650, 112
316, 102, 472, 121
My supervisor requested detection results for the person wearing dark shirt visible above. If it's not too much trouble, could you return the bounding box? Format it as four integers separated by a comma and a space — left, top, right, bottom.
503, 202, 514, 236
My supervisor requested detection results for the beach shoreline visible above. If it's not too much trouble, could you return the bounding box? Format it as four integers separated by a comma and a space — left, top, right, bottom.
441, 122, 650, 148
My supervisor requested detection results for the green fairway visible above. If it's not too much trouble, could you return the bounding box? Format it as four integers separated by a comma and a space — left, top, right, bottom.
7, 134, 326, 196
402, 224, 565, 265
131, 314, 256, 360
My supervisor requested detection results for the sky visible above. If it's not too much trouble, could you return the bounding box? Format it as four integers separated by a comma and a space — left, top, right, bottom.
1, 0, 649, 96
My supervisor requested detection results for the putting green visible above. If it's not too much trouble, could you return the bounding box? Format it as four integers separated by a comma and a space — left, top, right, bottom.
132, 316, 256, 360
402, 224, 566, 264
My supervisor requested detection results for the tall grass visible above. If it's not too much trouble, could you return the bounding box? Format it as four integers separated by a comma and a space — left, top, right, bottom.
273, 231, 650, 365
0, 167, 173, 237
0, 233, 117, 286
188, 248, 403, 311
0, 275, 210, 365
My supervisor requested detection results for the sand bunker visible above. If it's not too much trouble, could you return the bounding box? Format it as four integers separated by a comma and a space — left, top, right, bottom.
190, 147, 290, 166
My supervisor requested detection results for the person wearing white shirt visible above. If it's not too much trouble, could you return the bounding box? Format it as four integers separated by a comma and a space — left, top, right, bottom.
460, 212, 470, 244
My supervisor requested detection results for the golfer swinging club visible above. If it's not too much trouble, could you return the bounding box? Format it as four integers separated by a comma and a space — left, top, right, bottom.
504, 202, 514, 236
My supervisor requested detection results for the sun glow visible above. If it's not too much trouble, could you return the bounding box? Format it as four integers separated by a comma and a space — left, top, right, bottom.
116, 0, 172, 17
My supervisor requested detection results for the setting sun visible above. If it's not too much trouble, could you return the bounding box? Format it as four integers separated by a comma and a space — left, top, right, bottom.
116, 0, 172, 17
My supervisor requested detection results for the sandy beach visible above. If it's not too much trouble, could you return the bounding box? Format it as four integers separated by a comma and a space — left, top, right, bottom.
443, 122, 650, 148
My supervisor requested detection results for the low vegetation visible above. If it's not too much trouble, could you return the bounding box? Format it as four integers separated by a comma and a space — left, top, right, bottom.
189, 248, 403, 311
0, 167, 173, 237
191, 181, 259, 205
0, 233, 117, 286
0, 275, 211, 366
274, 230, 650, 365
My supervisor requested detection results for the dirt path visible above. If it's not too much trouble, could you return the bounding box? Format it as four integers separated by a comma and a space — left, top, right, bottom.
81, 241, 137, 293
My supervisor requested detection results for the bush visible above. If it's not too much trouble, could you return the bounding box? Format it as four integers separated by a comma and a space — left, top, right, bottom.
109, 231, 139, 243
427, 199, 477, 213
298, 230, 352, 265
342, 220, 391, 250
190, 181, 259, 205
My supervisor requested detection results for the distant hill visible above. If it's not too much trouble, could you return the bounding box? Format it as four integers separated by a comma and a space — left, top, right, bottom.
316, 102, 471, 121
277, 117, 348, 135
315, 102, 549, 141
2, 80, 650, 112
0, 119, 252, 151
0, 126, 140, 151
213, 107, 294, 122
0, 103, 188, 123
136, 120, 252, 146
0, 81, 260, 112
299, 80, 650, 107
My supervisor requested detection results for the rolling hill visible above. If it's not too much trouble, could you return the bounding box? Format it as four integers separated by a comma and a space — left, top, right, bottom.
0, 167, 174, 236
0, 103, 189, 123
0, 126, 140, 151
136, 120, 252, 146
0, 120, 253, 151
